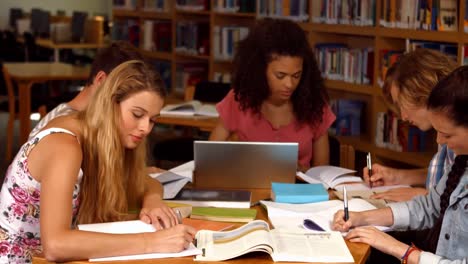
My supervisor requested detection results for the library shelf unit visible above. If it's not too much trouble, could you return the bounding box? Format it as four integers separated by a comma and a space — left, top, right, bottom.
113, 0, 468, 168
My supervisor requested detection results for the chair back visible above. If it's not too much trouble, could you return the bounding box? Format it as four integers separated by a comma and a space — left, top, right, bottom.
193, 81, 231, 103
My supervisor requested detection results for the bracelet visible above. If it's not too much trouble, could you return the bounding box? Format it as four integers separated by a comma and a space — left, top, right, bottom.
400, 243, 421, 264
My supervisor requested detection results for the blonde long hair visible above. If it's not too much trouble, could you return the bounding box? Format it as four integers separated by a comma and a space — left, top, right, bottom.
77, 60, 166, 224
382, 48, 457, 108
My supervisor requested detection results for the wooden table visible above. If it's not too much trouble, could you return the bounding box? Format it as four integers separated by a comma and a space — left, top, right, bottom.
157, 115, 218, 132
3, 62, 90, 144
18, 38, 106, 62
32, 190, 370, 264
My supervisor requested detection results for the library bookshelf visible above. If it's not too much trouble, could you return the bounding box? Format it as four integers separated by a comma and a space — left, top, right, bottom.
113, 0, 467, 168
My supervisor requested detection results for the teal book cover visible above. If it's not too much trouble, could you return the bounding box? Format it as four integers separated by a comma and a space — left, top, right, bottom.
271, 182, 329, 203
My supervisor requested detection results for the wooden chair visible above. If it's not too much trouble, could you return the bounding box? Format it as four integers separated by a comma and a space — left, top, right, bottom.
1, 66, 46, 163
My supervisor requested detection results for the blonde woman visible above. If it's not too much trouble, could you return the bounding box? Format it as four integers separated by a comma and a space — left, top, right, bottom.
0, 60, 196, 263
365, 48, 457, 202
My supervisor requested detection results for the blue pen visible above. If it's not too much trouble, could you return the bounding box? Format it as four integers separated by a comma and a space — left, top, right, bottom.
303, 219, 325, 231
343, 186, 349, 221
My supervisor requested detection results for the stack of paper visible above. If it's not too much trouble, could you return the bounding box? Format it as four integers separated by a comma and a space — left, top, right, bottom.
150, 161, 194, 199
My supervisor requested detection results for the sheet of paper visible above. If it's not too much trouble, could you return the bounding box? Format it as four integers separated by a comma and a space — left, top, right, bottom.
334, 183, 411, 192
261, 199, 391, 234
150, 161, 195, 199
78, 220, 202, 262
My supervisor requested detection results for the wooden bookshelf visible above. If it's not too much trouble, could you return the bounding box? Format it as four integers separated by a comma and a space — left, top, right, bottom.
113, 0, 467, 167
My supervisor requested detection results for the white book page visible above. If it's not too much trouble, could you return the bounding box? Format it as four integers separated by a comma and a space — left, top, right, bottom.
196, 104, 219, 117
78, 220, 201, 262
261, 199, 390, 233
300, 166, 358, 188
271, 229, 354, 263
160, 100, 202, 116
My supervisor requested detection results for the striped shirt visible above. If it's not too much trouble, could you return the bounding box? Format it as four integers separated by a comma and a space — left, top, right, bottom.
28, 103, 77, 140
426, 144, 455, 188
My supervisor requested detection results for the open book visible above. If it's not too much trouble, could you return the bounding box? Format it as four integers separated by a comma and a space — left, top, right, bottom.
160, 100, 218, 117
195, 220, 354, 263
297, 165, 362, 189
78, 220, 201, 262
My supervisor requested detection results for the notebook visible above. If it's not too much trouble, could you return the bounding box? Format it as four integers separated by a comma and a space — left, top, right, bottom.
193, 141, 298, 189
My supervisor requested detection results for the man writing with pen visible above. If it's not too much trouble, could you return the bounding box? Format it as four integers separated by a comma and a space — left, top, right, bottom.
363, 49, 456, 202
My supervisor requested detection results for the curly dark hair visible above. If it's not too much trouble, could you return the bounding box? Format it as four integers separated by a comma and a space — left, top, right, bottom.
231, 18, 329, 127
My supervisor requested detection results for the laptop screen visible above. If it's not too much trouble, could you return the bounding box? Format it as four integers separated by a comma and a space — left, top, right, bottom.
194, 141, 298, 189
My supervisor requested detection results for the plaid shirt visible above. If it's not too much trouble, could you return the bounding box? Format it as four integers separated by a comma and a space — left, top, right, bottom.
426, 144, 455, 188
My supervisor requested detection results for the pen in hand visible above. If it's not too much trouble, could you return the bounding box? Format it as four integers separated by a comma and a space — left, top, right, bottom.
175, 209, 183, 225
366, 152, 373, 188
343, 186, 349, 221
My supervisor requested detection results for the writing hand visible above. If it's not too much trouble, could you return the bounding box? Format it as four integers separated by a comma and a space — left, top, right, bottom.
363, 164, 400, 187
332, 210, 363, 232
371, 187, 428, 202
147, 224, 197, 253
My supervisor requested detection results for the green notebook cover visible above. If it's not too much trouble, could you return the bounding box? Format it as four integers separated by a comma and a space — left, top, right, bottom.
191, 207, 257, 222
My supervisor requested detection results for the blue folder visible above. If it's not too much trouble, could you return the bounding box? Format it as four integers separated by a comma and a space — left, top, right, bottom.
271, 182, 329, 204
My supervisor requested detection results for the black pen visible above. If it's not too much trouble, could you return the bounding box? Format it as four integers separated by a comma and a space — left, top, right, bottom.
367, 152, 373, 188
343, 186, 349, 221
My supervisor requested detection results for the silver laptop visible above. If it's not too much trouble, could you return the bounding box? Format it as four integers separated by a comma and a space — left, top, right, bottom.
194, 141, 298, 189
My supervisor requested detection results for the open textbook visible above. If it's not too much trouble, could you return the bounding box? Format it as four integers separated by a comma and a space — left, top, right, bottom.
160, 100, 218, 117
334, 183, 412, 208
297, 165, 362, 189
78, 220, 201, 262
261, 199, 391, 233
195, 220, 354, 263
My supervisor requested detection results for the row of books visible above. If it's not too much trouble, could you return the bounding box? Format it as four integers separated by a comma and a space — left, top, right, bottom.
311, 0, 376, 26
315, 43, 374, 85
257, 0, 309, 21
375, 112, 431, 152
380, 0, 458, 31
379, 40, 457, 85
213, 26, 249, 61
113, 0, 138, 10
329, 99, 365, 137
153, 60, 172, 91
174, 62, 207, 94
112, 19, 140, 47
142, 20, 171, 52
213, 0, 256, 13
142, 0, 171, 12
175, 22, 210, 56
213, 72, 232, 83
175, 0, 209, 11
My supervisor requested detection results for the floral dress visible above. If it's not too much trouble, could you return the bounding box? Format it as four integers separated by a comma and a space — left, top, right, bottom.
0, 128, 82, 263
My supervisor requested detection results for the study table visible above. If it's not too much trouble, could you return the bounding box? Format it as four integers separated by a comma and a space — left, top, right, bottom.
157, 115, 218, 132
18, 38, 106, 62
32, 189, 371, 264
3, 62, 90, 144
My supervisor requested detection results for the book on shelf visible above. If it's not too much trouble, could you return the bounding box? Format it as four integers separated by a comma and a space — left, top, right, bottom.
297, 165, 361, 189
271, 182, 329, 204
194, 219, 354, 262
166, 189, 252, 208
190, 207, 257, 223
78, 220, 201, 261
160, 100, 218, 117
329, 99, 365, 136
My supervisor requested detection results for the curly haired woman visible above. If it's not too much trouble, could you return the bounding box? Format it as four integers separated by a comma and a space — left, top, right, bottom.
209, 18, 335, 171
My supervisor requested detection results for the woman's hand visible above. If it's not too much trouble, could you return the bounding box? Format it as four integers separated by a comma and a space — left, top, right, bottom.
140, 197, 178, 230
345, 226, 409, 258
332, 210, 366, 232
371, 187, 428, 202
363, 164, 401, 187
147, 224, 197, 253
